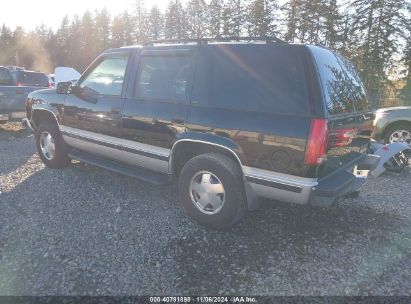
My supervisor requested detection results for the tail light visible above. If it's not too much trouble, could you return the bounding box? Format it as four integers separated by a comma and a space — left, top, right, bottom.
329, 128, 358, 147
304, 119, 328, 166
16, 82, 23, 86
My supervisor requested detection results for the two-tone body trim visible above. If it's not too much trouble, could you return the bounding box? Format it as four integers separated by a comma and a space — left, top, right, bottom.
244, 166, 318, 205
61, 127, 319, 204
60, 126, 170, 173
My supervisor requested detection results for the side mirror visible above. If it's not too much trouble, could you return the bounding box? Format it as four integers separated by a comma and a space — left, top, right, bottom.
57, 81, 72, 94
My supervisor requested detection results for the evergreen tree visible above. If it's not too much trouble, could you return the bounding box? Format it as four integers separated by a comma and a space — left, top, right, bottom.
165, 0, 187, 39
135, 0, 148, 43
226, 0, 247, 37
349, 0, 407, 107
247, 0, 279, 37
55, 16, 71, 66
79, 11, 96, 70
186, 0, 207, 38
0, 24, 15, 64
147, 5, 164, 40
221, 3, 235, 37
283, 0, 299, 42
207, 0, 223, 38
95, 9, 111, 53
323, 0, 342, 48
111, 14, 125, 48
123, 11, 136, 45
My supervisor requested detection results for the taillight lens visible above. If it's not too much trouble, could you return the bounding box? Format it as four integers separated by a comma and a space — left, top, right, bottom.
16, 82, 23, 86
304, 119, 328, 166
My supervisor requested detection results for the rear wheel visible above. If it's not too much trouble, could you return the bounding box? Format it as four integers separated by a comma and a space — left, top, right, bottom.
35, 121, 70, 169
385, 123, 411, 147
179, 153, 247, 229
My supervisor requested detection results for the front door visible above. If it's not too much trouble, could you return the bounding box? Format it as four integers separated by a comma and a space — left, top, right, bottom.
60, 51, 131, 162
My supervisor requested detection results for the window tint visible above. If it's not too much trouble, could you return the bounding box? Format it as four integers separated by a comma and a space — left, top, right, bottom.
0, 69, 14, 85
311, 47, 359, 115
206, 45, 309, 114
81, 53, 129, 96
336, 55, 370, 112
135, 55, 192, 101
18, 72, 49, 87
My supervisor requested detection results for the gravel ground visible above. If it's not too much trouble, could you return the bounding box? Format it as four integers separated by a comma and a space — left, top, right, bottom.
1, 122, 411, 296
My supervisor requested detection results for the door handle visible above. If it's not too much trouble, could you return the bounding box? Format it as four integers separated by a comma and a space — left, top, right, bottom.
171, 118, 185, 125
111, 107, 121, 114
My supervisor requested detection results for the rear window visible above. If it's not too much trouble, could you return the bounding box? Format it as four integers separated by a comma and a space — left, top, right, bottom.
17, 71, 49, 87
310, 47, 369, 115
203, 45, 309, 114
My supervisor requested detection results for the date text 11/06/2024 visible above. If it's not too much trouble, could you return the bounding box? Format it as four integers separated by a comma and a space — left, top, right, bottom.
149, 296, 258, 303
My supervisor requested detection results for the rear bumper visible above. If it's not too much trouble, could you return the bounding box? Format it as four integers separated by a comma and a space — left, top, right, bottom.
244, 154, 380, 208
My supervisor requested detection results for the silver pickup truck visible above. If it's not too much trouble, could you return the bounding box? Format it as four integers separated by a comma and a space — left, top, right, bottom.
0, 66, 50, 124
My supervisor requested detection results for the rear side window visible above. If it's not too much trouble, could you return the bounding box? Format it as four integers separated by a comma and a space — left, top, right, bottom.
310, 47, 368, 115
206, 45, 309, 114
18, 72, 49, 87
336, 55, 369, 112
135, 55, 192, 102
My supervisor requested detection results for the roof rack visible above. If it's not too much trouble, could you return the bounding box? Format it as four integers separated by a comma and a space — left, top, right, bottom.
4, 65, 25, 71
143, 36, 286, 46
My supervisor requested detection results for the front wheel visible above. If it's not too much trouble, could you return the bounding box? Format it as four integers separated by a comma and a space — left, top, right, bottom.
35, 121, 70, 169
179, 153, 247, 230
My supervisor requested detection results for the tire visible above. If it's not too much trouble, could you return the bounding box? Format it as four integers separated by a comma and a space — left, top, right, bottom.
179, 153, 247, 229
35, 121, 70, 169
384, 123, 411, 147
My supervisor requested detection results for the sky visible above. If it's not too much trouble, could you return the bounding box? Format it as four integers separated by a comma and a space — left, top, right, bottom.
0, 0, 173, 31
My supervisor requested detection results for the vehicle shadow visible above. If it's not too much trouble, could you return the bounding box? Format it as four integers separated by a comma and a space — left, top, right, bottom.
167, 198, 407, 294
1, 162, 408, 295
0, 124, 36, 176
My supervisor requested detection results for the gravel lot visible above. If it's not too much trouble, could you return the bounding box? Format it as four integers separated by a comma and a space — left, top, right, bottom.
1, 122, 411, 296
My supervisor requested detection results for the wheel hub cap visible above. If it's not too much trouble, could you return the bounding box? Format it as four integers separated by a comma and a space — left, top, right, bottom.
390, 130, 411, 146
189, 171, 225, 215
40, 131, 55, 160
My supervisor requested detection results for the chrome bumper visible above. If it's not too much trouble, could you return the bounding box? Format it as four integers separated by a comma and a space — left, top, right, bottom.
244, 154, 380, 208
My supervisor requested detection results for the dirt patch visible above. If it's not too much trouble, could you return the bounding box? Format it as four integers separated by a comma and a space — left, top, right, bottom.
0, 122, 31, 141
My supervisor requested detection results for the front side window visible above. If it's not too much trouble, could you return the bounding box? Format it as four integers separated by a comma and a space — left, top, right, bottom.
0, 69, 14, 86
80, 53, 129, 96
135, 55, 192, 102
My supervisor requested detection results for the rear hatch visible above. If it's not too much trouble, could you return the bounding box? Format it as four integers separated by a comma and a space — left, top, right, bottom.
308, 46, 373, 178
16, 71, 49, 88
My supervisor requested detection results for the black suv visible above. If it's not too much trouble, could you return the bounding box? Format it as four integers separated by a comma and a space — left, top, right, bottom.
25, 38, 378, 229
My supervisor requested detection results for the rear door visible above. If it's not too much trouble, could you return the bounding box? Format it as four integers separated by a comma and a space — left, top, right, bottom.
120, 48, 195, 172
309, 46, 371, 177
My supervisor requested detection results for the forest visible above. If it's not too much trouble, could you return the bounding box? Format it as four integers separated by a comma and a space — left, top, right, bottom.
0, 0, 410, 108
